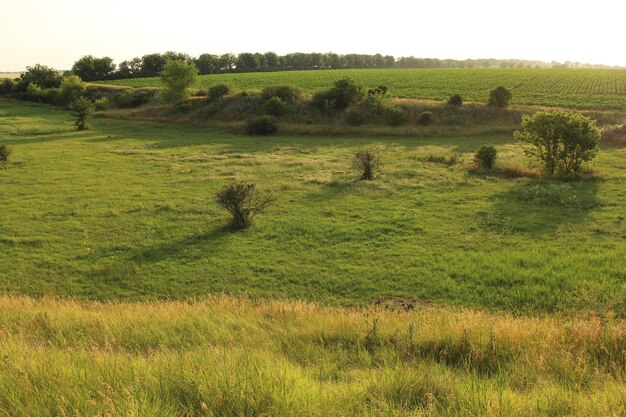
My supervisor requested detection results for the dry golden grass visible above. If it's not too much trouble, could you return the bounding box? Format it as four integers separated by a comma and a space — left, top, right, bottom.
0, 295, 624, 416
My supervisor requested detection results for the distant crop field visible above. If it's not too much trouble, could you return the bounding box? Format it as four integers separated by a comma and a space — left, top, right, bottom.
0, 73, 20, 79
98, 68, 626, 109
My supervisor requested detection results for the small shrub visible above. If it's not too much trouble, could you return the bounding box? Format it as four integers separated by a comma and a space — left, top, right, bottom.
261, 85, 301, 102
488, 86, 512, 108
383, 106, 406, 126
216, 182, 275, 228
0, 79, 15, 95
474, 145, 497, 169
94, 97, 109, 111
0, 144, 11, 162
57, 75, 86, 106
246, 116, 278, 135
263, 96, 287, 117
353, 150, 380, 180
71, 97, 95, 131
345, 108, 365, 126
208, 83, 230, 100
448, 94, 463, 107
417, 111, 433, 126
367, 85, 388, 96
26, 83, 44, 102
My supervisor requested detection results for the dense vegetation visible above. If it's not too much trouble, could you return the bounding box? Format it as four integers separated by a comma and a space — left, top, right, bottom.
99, 68, 626, 109
0, 99, 624, 315
0, 295, 623, 416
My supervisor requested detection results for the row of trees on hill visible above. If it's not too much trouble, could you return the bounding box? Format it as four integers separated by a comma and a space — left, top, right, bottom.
68, 52, 618, 81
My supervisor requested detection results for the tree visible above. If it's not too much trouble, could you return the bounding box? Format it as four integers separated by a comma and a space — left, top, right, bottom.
58, 75, 86, 105
514, 110, 600, 175
159, 60, 197, 104
216, 182, 275, 228
18, 64, 61, 90
140, 53, 168, 77
488, 86, 512, 108
71, 97, 95, 131
195, 54, 219, 75
236, 53, 260, 72
71, 56, 116, 81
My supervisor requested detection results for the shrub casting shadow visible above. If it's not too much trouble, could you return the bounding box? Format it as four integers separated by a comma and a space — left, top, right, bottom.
480, 179, 601, 234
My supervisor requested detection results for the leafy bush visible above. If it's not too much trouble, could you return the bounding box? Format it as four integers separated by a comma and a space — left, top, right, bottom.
514, 110, 600, 175
474, 145, 497, 169
159, 60, 197, 104
353, 150, 380, 180
208, 83, 230, 100
0, 144, 11, 162
57, 75, 86, 106
448, 94, 463, 107
417, 111, 433, 126
261, 85, 301, 102
0, 78, 16, 95
112, 89, 152, 108
263, 96, 287, 116
488, 86, 512, 108
246, 116, 278, 135
345, 108, 365, 126
18, 64, 61, 90
25, 83, 44, 102
312, 77, 362, 111
71, 97, 95, 131
367, 85, 388, 96
215, 182, 275, 228
383, 106, 406, 126
94, 97, 110, 110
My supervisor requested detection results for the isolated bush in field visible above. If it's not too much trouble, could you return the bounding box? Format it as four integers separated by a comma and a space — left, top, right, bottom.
488, 86, 512, 108
208, 83, 230, 100
353, 150, 381, 180
71, 97, 95, 131
261, 85, 302, 102
0, 145, 11, 162
417, 111, 433, 126
514, 110, 600, 176
345, 108, 365, 126
383, 106, 406, 126
263, 96, 287, 116
216, 182, 275, 228
474, 145, 497, 169
312, 77, 363, 111
448, 94, 463, 107
246, 116, 278, 135
159, 60, 197, 104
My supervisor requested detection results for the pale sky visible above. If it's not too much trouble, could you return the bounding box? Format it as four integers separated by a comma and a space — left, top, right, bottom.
1, 0, 624, 71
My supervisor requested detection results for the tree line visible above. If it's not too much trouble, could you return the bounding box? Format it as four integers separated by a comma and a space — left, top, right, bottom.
68, 52, 620, 82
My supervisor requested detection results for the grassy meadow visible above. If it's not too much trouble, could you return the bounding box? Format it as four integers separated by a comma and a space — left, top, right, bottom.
0, 98, 625, 314
0, 295, 624, 416
1, 95, 625, 416
98, 68, 626, 109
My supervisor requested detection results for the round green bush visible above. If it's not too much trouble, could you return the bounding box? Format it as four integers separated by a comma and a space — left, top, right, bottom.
448, 94, 463, 107
474, 145, 497, 169
246, 116, 279, 136
208, 83, 230, 100
263, 96, 287, 117
417, 111, 433, 126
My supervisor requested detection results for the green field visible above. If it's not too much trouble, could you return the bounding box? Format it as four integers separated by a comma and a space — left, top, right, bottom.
98, 68, 626, 109
1, 98, 625, 315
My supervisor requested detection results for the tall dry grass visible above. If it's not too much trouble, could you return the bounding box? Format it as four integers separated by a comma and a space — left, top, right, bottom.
0, 295, 624, 416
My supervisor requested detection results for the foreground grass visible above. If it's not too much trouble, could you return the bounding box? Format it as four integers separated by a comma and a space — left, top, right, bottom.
1, 99, 625, 315
0, 295, 624, 416
97, 68, 626, 109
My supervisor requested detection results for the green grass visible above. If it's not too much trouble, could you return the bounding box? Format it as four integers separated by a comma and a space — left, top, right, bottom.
0, 295, 623, 416
1, 98, 625, 315
97, 68, 626, 109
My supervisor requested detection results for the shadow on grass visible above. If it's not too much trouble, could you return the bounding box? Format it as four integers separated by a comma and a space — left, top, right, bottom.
481, 179, 601, 234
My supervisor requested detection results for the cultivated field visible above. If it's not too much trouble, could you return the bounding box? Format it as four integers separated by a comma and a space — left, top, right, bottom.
98, 68, 626, 109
